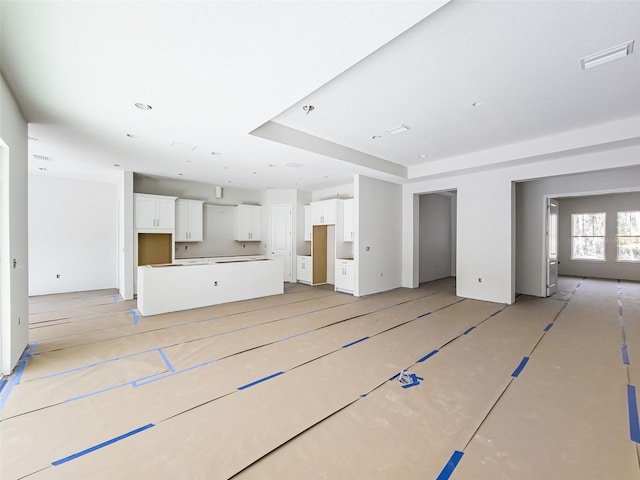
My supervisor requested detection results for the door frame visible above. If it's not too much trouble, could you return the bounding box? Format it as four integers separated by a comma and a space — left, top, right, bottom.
270, 204, 293, 282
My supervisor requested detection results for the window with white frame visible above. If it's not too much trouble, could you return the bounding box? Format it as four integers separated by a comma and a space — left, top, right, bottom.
571, 212, 606, 260
617, 211, 640, 262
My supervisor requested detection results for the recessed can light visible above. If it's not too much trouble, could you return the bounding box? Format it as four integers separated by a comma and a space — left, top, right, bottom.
28, 136, 38, 141
471, 101, 482, 107
126, 133, 138, 139
385, 124, 410, 135
210, 151, 222, 156
417, 154, 427, 159
302, 105, 315, 115
38, 167, 48, 171
372, 135, 382, 140
113, 164, 121, 167
178, 173, 183, 176
135, 103, 152, 110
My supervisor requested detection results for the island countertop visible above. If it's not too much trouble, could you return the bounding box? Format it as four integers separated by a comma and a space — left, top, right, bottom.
137, 257, 283, 316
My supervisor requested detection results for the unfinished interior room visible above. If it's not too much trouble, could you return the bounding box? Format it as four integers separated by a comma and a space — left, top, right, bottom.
1, 1, 639, 478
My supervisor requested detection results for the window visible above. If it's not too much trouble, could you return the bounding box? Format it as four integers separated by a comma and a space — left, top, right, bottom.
617, 211, 640, 262
571, 212, 605, 260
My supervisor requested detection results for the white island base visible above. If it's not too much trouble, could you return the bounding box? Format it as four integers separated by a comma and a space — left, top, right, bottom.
137, 258, 283, 316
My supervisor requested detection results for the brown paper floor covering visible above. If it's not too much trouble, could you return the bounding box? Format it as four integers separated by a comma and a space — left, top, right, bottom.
0, 277, 638, 479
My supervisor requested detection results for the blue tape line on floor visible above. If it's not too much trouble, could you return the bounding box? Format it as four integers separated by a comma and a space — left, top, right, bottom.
544, 323, 553, 332
417, 312, 431, 318
342, 336, 369, 349
436, 450, 464, 480
157, 349, 175, 373
511, 357, 529, 377
622, 345, 630, 366
52, 423, 154, 466
463, 326, 475, 335
417, 349, 439, 363
0, 344, 36, 413
628, 384, 640, 443
130, 308, 139, 325
238, 371, 284, 391
112, 295, 118, 303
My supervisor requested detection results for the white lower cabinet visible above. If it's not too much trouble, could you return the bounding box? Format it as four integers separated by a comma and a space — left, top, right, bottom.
297, 256, 312, 285
335, 259, 354, 293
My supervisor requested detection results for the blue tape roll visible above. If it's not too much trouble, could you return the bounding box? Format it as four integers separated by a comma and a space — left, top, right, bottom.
436, 450, 464, 480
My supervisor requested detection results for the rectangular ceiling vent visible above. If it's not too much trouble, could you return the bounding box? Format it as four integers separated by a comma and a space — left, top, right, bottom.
33, 154, 52, 162
285, 162, 303, 168
385, 124, 410, 135
580, 40, 634, 70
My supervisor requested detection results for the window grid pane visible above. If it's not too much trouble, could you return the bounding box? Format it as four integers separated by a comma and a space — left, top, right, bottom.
617, 211, 640, 262
571, 212, 606, 260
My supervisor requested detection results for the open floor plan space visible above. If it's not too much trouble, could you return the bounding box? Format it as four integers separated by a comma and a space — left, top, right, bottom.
1, 277, 639, 479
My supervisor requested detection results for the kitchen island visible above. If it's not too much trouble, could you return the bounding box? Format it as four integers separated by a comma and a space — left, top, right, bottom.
137, 257, 283, 316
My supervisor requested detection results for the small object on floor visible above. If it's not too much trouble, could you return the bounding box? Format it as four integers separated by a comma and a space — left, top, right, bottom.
398, 369, 423, 389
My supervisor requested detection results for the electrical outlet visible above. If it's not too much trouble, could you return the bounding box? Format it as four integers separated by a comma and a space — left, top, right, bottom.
478, 277, 482, 283
214, 281, 218, 286
56, 274, 61, 279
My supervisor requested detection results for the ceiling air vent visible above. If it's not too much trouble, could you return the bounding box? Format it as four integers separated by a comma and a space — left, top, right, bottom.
580, 40, 634, 70
33, 154, 52, 162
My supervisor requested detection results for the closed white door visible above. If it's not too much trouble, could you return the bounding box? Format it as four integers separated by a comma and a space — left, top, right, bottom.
271, 204, 292, 282
546, 198, 559, 296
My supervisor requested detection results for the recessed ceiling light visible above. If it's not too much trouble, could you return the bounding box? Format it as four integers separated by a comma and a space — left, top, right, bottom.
302, 105, 315, 115
126, 133, 138, 139
285, 162, 303, 168
268, 164, 277, 167
210, 151, 222, 156
227, 180, 232, 183
252, 172, 257, 175
113, 164, 121, 167
471, 101, 482, 107
28, 136, 38, 141
323, 176, 329, 179
135, 102, 152, 110
417, 154, 427, 159
385, 124, 410, 135
178, 173, 183, 176
372, 135, 382, 140
38, 167, 48, 171
580, 40, 634, 70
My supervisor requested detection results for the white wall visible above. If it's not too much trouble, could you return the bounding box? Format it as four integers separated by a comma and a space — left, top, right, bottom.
355, 175, 402, 297
0, 74, 29, 375
28, 175, 118, 296
419, 193, 452, 283
117, 171, 134, 300
557, 192, 640, 281
404, 140, 640, 304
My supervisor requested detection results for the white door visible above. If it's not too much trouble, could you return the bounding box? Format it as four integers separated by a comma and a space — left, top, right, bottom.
546, 198, 559, 296
271, 204, 292, 282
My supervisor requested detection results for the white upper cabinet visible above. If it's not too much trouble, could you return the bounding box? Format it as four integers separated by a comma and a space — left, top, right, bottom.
175, 199, 204, 242
235, 204, 262, 241
343, 198, 354, 242
310, 199, 338, 225
135, 193, 176, 230
304, 205, 312, 241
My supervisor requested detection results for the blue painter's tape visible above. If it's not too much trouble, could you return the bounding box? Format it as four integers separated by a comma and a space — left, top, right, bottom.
0, 378, 7, 395
511, 357, 529, 377
129, 308, 139, 325
52, 424, 154, 466
436, 450, 464, 480
417, 349, 439, 363
0, 343, 36, 413
544, 323, 553, 332
157, 349, 176, 373
490, 310, 502, 317
360, 393, 368, 398
277, 330, 312, 343
238, 371, 284, 391
628, 385, 640, 443
622, 345, 630, 366
417, 312, 431, 318
389, 372, 401, 381
112, 295, 118, 304
463, 326, 475, 335
342, 337, 369, 349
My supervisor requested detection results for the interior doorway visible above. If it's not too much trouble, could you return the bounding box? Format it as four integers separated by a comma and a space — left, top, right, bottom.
546, 198, 559, 296
270, 204, 292, 282
418, 191, 457, 284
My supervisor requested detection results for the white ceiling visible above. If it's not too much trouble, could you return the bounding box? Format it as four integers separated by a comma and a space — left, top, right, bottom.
2, 0, 639, 191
